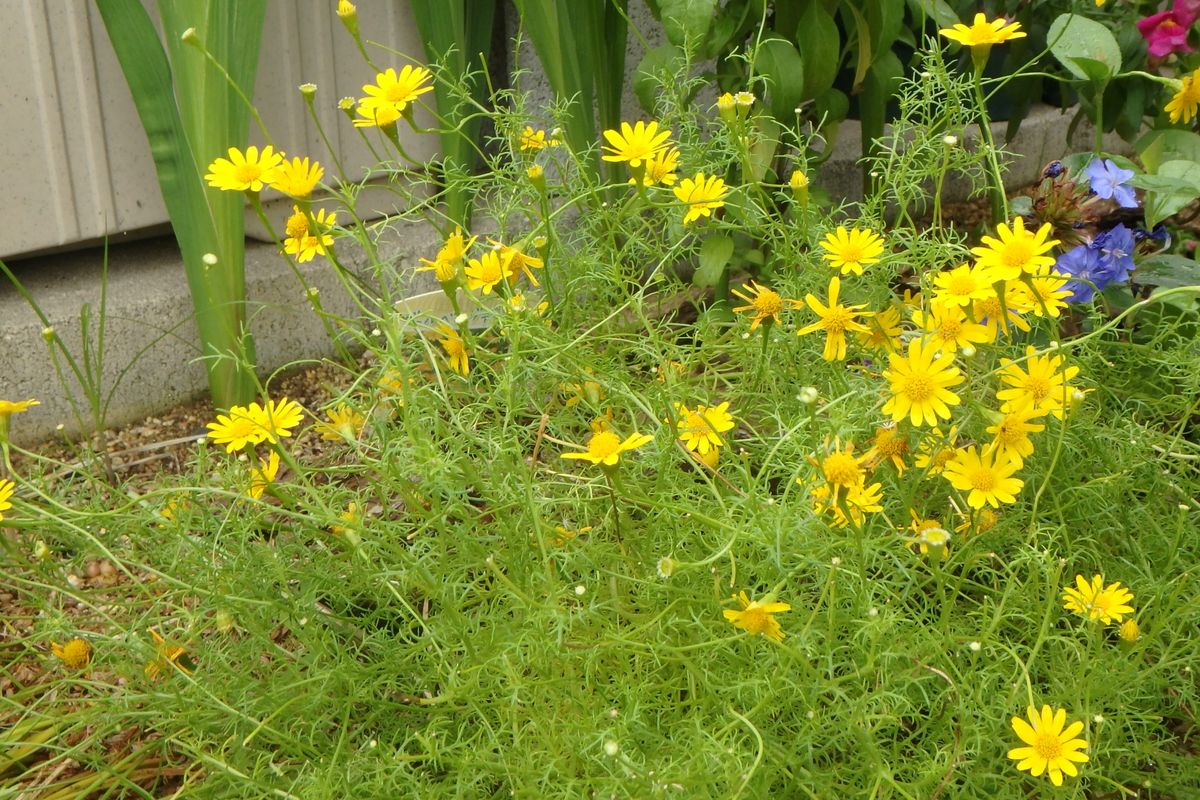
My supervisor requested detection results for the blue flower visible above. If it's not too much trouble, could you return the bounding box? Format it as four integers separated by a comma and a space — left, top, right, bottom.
1054, 224, 1137, 303
1093, 223, 1135, 284
1085, 158, 1138, 209
1055, 245, 1105, 303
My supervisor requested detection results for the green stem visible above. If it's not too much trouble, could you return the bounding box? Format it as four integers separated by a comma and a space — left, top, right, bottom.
972, 68, 1008, 223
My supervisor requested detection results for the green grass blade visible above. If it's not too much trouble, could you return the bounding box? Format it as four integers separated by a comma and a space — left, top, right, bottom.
410, 0, 495, 227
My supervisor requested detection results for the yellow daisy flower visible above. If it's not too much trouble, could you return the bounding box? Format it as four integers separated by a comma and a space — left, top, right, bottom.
418, 226, 476, 282
1119, 618, 1140, 643
807, 438, 870, 506
205, 145, 284, 193
145, 628, 194, 680
517, 126, 558, 151
914, 425, 958, 476
972, 283, 1032, 338
931, 263, 996, 307
954, 507, 998, 535
819, 226, 885, 275
996, 346, 1080, 419
985, 404, 1044, 467
316, 403, 365, 441
722, 591, 790, 642
970, 217, 1059, 281
248, 451, 281, 500
673, 402, 735, 455
270, 156, 323, 199
464, 250, 514, 294
631, 147, 680, 187
942, 445, 1024, 509
881, 338, 965, 427
910, 519, 951, 559
354, 65, 433, 127
51, 638, 93, 670
912, 300, 993, 353
283, 206, 337, 263
1166, 68, 1200, 124
493, 240, 544, 286
810, 478, 884, 529
798, 276, 871, 361
601, 120, 671, 168
865, 424, 909, 474
856, 303, 904, 353
561, 429, 654, 467
436, 324, 470, 377
1016, 270, 1072, 318
0, 398, 40, 420
940, 13, 1026, 48
1008, 705, 1089, 786
255, 398, 305, 443
673, 172, 729, 224
730, 281, 803, 330
1062, 574, 1135, 624
206, 406, 266, 452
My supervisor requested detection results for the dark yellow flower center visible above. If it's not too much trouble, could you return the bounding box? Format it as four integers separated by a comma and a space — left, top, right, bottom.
970, 468, 997, 492
903, 374, 934, 402
1001, 241, 1033, 269
948, 274, 978, 296
234, 164, 263, 185
588, 431, 621, 460
837, 243, 865, 264
1034, 732, 1064, 762
822, 307, 852, 334
738, 606, 768, 634
823, 452, 860, 486
754, 291, 782, 316
1024, 375, 1051, 402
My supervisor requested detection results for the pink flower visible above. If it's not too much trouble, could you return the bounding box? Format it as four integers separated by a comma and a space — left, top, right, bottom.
1138, 10, 1194, 58
1177, 0, 1200, 26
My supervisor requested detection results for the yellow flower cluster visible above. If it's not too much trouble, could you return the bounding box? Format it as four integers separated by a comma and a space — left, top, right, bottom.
601, 120, 727, 223
205, 397, 304, 500
786, 215, 1082, 537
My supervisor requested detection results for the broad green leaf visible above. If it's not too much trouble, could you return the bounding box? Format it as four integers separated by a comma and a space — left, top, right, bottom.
795, 4, 840, 100
657, 0, 717, 49
634, 44, 682, 115
1136, 129, 1200, 174
1136, 159, 1200, 228
812, 87, 849, 124
747, 115, 781, 183
865, 0, 904, 60
695, 234, 735, 288
1067, 56, 1115, 85
753, 39, 806, 121
905, 0, 959, 29
842, 3, 873, 92
1047, 13, 1121, 82
1134, 255, 1200, 290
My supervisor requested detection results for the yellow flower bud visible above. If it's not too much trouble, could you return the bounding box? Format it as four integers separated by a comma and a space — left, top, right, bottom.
716, 92, 736, 122
526, 163, 546, 193
789, 170, 809, 206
